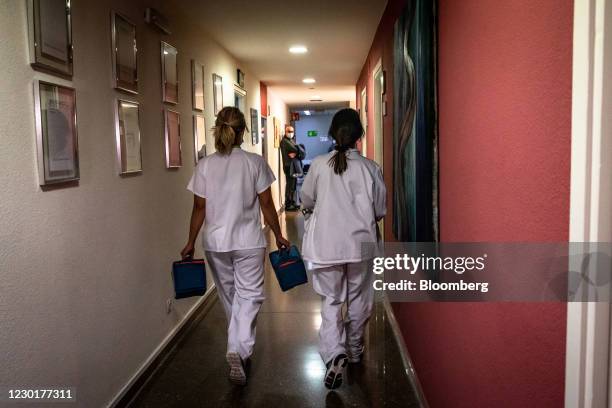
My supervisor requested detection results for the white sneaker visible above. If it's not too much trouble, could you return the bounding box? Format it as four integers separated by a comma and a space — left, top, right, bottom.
226, 352, 246, 385
324, 353, 348, 389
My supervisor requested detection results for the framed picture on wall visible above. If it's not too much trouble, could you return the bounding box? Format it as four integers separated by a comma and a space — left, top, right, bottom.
237, 69, 245, 88
33, 80, 79, 185
193, 114, 206, 163
212, 73, 223, 115
234, 84, 246, 112
250, 108, 259, 145
111, 12, 138, 94
27, 0, 73, 77
273, 116, 280, 148
191, 60, 204, 111
161, 41, 178, 104
164, 109, 181, 168
115, 99, 142, 175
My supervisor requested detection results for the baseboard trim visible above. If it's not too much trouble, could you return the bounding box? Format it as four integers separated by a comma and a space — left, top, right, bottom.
383, 297, 429, 408
108, 286, 218, 408
108, 219, 281, 407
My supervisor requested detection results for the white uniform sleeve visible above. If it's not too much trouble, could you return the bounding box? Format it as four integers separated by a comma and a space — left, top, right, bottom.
187, 162, 207, 198
256, 158, 276, 194
373, 166, 387, 221
300, 161, 317, 210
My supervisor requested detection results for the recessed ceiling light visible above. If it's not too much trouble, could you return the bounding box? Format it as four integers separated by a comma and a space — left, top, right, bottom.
289, 45, 308, 54
302, 78, 316, 84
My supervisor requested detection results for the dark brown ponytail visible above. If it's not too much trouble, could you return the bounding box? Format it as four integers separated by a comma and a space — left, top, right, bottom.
327, 108, 364, 174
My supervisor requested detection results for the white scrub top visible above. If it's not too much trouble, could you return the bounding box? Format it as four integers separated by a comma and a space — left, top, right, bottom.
301, 148, 386, 266
187, 147, 276, 252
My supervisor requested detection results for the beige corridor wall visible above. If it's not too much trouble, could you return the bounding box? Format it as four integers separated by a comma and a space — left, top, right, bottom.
0, 0, 284, 406
266, 88, 290, 207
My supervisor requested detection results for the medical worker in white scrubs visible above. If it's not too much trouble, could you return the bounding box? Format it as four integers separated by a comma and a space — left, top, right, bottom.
301, 108, 386, 390
181, 107, 290, 386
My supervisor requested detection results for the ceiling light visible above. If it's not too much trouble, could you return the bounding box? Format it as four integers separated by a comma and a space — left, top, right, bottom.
309, 95, 323, 102
302, 78, 316, 84
289, 45, 308, 54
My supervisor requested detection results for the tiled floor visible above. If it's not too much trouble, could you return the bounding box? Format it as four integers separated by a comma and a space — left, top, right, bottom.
130, 212, 420, 408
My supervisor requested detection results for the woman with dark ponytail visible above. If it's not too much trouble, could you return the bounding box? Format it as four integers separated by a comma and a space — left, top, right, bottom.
300, 108, 386, 390
181, 106, 290, 385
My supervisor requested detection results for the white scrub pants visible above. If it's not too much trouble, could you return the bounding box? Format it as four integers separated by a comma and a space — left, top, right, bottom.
205, 248, 266, 361
312, 261, 374, 364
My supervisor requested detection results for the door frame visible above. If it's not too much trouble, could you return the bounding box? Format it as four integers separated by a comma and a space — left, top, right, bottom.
565, 0, 612, 406
360, 86, 368, 156
372, 58, 384, 169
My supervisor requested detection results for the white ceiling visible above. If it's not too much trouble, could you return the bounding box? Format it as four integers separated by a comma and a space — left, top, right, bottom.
270, 85, 356, 107
170, 0, 387, 105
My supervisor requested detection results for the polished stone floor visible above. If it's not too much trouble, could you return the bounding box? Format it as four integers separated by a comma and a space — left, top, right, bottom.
130, 212, 420, 408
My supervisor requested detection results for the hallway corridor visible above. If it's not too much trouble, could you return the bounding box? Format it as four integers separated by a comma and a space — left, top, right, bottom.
2, 0, 599, 405
129, 213, 420, 408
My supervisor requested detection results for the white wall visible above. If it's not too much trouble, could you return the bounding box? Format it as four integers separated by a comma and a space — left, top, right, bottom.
295, 114, 336, 160
0, 0, 285, 406
266, 88, 290, 206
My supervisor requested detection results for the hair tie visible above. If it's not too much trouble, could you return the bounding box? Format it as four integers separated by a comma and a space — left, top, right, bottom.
334, 145, 349, 153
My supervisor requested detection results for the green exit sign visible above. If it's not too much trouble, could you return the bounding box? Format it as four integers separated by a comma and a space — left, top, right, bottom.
307, 130, 318, 137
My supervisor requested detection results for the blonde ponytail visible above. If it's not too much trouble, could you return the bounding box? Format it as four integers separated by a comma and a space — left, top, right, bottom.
213, 107, 247, 155
215, 122, 236, 154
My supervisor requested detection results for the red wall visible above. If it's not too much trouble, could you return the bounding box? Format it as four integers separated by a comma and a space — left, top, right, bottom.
359, 0, 573, 406
260, 82, 268, 117
356, 0, 406, 242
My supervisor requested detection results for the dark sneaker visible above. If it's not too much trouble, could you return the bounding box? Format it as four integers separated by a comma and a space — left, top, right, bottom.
324, 353, 348, 389
226, 352, 246, 385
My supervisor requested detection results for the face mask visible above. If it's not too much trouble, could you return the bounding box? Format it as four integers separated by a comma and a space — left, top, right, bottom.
287, 132, 294, 138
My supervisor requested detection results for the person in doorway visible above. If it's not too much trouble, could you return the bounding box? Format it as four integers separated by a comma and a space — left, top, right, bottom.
181, 107, 290, 386
280, 125, 304, 211
300, 108, 386, 390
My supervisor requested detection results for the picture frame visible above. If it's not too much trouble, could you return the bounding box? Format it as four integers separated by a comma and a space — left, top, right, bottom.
27, 0, 73, 77
237, 69, 245, 88
250, 108, 259, 145
164, 108, 181, 168
111, 12, 138, 94
161, 42, 178, 104
115, 99, 142, 175
273, 116, 280, 148
212, 73, 223, 115
193, 114, 206, 164
191, 60, 204, 111
33, 80, 79, 185
234, 84, 246, 112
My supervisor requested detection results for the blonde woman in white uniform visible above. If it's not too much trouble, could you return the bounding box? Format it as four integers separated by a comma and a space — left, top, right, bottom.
181, 107, 290, 385
301, 108, 386, 390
